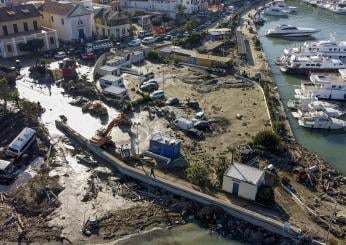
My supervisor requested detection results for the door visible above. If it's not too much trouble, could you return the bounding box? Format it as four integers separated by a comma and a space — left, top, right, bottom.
232, 182, 239, 196
78, 29, 85, 41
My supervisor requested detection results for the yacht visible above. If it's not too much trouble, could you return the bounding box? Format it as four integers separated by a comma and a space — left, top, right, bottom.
266, 25, 320, 37
294, 71, 346, 101
283, 40, 346, 60
298, 112, 346, 129
292, 106, 343, 118
280, 55, 346, 74
263, 6, 289, 16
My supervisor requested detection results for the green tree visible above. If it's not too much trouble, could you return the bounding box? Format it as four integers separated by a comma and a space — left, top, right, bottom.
251, 130, 283, 154
187, 163, 209, 186
215, 156, 229, 187
256, 185, 275, 205
176, 4, 186, 15
0, 79, 11, 113
185, 20, 194, 36
20, 100, 37, 119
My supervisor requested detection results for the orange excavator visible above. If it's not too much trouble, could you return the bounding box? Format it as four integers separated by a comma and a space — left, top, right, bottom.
89, 113, 129, 146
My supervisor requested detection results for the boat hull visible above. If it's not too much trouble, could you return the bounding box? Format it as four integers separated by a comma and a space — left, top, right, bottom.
280, 67, 343, 74
266, 31, 319, 37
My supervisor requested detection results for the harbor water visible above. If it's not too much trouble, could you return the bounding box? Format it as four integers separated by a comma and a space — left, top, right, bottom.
257, 0, 346, 174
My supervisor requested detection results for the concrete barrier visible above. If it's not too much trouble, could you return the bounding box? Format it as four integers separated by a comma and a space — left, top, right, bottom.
55, 120, 300, 242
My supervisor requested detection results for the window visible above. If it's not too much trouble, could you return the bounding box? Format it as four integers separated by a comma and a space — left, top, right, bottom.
306, 64, 311, 66
2, 25, 8, 35
13, 24, 18, 33
33, 20, 38, 30
51, 16, 54, 22
7, 44, 12, 53
61, 18, 64, 25
108, 29, 110, 35
122, 28, 125, 35
50, 36, 55, 45
77, 19, 83, 25
23, 22, 28, 32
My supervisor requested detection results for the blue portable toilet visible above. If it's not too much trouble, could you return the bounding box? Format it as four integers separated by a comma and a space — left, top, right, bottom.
149, 133, 181, 160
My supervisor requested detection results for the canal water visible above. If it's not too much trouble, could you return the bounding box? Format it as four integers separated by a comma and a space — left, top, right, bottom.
257, 0, 346, 174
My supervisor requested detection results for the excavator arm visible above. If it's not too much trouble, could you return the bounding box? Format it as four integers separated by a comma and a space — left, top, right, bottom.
89, 113, 128, 146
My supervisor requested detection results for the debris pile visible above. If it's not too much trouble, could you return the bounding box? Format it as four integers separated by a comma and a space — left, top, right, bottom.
82, 101, 108, 118
97, 204, 184, 240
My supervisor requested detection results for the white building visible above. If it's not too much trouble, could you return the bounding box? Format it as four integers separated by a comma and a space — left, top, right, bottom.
99, 74, 124, 87
222, 162, 265, 201
40, 1, 93, 42
120, 0, 208, 19
94, 8, 131, 39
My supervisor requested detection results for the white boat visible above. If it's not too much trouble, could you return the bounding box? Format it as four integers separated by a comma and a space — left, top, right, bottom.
280, 55, 346, 74
266, 24, 320, 37
294, 71, 346, 101
292, 106, 343, 118
283, 40, 346, 60
298, 111, 346, 129
263, 6, 289, 16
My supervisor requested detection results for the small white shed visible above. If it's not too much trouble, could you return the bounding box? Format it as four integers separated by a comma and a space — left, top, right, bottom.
99, 75, 124, 88
222, 162, 264, 201
98, 65, 120, 76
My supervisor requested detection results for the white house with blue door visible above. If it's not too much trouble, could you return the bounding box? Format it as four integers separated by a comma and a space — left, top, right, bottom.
222, 162, 264, 201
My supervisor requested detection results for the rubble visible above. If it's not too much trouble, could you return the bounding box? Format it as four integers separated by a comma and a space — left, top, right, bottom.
81, 101, 108, 118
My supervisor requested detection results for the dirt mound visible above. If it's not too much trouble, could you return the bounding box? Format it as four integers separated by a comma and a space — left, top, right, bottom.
82, 101, 108, 118
9, 174, 63, 217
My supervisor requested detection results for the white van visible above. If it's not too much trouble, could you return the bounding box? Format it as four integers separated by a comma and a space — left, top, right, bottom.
141, 36, 158, 45
6, 127, 36, 158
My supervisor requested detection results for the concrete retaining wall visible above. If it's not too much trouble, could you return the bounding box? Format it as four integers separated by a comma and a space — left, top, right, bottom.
55, 120, 300, 242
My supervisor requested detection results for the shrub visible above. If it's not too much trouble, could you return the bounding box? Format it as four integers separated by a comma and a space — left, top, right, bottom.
256, 185, 275, 205
146, 51, 161, 62
187, 163, 209, 187
251, 130, 284, 154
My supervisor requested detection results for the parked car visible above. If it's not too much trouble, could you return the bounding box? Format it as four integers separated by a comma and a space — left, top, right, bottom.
128, 39, 141, 47
193, 120, 210, 131
195, 111, 206, 120
164, 35, 173, 41
166, 97, 179, 106
186, 128, 204, 139
141, 36, 158, 45
54, 51, 67, 59
81, 52, 96, 61
144, 80, 158, 86
0, 160, 17, 184
140, 82, 158, 92
150, 90, 165, 99
140, 73, 155, 84
173, 118, 194, 131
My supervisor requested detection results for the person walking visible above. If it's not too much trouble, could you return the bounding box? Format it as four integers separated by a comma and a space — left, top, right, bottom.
150, 168, 155, 178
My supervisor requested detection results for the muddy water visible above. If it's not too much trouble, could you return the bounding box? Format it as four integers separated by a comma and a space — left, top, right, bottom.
16, 64, 120, 138
117, 224, 242, 245
257, 0, 346, 174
